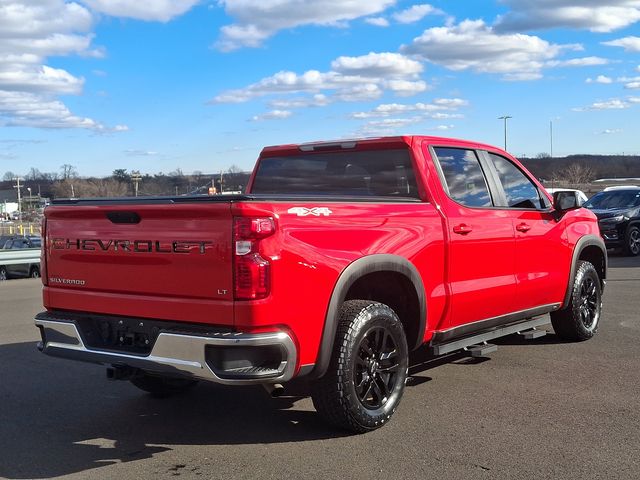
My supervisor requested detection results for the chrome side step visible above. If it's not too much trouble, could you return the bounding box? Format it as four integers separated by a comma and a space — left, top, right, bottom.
430, 316, 550, 356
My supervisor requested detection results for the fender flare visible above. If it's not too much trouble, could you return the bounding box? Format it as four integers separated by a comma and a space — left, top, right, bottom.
309, 254, 426, 379
562, 234, 607, 308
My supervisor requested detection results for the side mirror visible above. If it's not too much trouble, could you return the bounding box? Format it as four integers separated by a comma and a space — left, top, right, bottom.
553, 190, 581, 213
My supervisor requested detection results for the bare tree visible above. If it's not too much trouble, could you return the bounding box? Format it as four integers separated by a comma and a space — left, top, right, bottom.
3, 171, 16, 181
60, 164, 78, 180
554, 162, 595, 185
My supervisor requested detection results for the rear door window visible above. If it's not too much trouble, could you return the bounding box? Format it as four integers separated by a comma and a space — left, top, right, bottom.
252, 149, 420, 198
433, 147, 493, 208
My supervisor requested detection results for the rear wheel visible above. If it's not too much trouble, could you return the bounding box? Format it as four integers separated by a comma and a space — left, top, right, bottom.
311, 300, 408, 433
624, 225, 640, 256
0, 266, 7, 281
551, 260, 602, 341
29, 266, 40, 278
130, 372, 198, 397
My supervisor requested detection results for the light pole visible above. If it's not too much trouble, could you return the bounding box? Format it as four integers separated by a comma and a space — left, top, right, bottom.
550, 120, 554, 158
27, 188, 32, 212
498, 115, 512, 151
12, 177, 23, 223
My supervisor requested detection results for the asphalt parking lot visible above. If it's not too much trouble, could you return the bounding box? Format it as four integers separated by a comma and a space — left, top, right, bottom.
1, 255, 639, 480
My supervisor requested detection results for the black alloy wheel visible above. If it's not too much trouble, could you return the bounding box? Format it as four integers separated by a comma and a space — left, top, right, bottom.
354, 326, 402, 410
578, 275, 599, 330
551, 260, 602, 341
311, 300, 409, 433
625, 226, 640, 256
0, 266, 7, 281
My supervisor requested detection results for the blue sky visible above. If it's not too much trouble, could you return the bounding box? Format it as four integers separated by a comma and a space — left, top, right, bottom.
1, 0, 639, 177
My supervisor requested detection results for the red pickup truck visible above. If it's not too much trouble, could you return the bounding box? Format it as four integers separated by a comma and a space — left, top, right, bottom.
35, 136, 606, 432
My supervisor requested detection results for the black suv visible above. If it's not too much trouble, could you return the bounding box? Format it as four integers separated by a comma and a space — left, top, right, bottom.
583, 187, 640, 256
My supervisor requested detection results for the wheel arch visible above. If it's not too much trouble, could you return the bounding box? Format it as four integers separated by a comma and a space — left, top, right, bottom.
563, 235, 607, 308
309, 254, 426, 379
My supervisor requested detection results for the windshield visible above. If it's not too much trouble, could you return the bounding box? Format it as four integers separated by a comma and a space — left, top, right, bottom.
584, 190, 640, 210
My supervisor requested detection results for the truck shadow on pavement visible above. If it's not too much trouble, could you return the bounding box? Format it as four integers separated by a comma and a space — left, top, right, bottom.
0, 341, 348, 479
0, 333, 562, 479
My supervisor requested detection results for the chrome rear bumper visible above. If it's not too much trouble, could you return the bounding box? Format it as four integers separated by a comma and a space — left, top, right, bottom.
35, 314, 297, 385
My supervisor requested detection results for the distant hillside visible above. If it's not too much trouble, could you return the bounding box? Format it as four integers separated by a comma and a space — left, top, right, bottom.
520, 154, 640, 183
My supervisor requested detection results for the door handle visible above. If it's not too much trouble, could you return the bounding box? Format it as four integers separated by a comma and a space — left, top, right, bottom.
516, 222, 531, 232
453, 223, 473, 235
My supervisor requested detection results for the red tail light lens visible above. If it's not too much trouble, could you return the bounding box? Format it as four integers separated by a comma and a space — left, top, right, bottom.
233, 217, 275, 300
41, 217, 48, 286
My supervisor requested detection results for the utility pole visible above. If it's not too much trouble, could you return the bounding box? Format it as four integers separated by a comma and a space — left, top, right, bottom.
550, 120, 554, 158
131, 171, 142, 197
220, 170, 224, 194
498, 115, 512, 151
12, 177, 23, 222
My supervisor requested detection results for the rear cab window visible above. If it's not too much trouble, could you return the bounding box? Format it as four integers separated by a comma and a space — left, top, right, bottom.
251, 149, 420, 199
431, 147, 493, 207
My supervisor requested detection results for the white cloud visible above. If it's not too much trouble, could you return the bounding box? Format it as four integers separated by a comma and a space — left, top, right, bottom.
392, 4, 440, 24
215, 0, 396, 51
355, 116, 425, 136
383, 79, 428, 96
351, 98, 468, 119
432, 124, 454, 131
251, 109, 293, 121
269, 94, 330, 109
211, 52, 428, 106
547, 56, 610, 67
586, 75, 613, 84
80, 0, 199, 22
626, 81, 640, 89
331, 52, 423, 77
573, 97, 635, 111
602, 36, 640, 52
124, 150, 159, 156
496, 1, 640, 33
402, 20, 572, 80
365, 17, 389, 27
0, 90, 125, 131
0, 0, 125, 131
599, 128, 622, 134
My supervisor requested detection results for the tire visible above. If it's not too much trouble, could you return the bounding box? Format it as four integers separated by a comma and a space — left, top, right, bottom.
311, 300, 409, 433
624, 225, 640, 256
130, 372, 198, 397
29, 266, 40, 278
551, 260, 602, 341
0, 266, 7, 281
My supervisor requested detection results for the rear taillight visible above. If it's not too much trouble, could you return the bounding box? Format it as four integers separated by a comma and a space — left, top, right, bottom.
41, 217, 48, 286
233, 217, 275, 300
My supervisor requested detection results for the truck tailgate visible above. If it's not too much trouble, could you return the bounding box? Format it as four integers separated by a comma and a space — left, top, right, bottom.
44, 202, 234, 325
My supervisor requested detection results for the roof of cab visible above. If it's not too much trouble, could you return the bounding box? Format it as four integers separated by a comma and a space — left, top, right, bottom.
260, 135, 505, 157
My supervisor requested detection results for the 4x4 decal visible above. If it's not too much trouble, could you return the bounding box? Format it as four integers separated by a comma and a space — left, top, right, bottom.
287, 207, 333, 217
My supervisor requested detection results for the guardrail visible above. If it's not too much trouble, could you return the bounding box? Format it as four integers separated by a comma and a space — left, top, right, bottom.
0, 248, 41, 266
0, 224, 41, 236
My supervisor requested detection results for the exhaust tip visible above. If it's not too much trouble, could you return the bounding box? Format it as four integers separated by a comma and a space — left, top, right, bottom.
263, 383, 285, 398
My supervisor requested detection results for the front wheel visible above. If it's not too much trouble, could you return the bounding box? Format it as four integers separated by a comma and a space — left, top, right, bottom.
624, 225, 640, 256
29, 266, 40, 278
551, 260, 602, 341
311, 300, 409, 433
0, 266, 7, 281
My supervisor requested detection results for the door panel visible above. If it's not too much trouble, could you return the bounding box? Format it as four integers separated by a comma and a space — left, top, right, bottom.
427, 146, 517, 330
